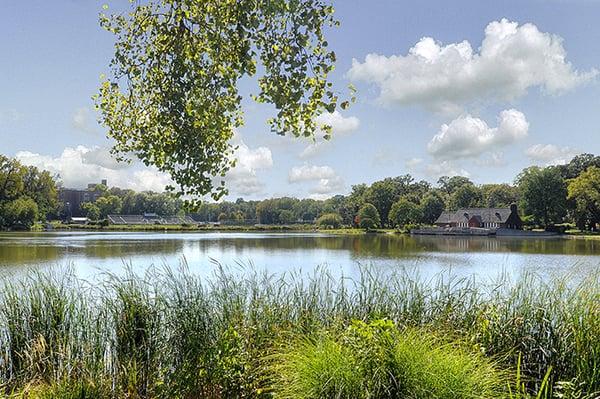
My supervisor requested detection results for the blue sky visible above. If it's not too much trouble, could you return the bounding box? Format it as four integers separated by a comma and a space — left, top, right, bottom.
2, 1, 600, 199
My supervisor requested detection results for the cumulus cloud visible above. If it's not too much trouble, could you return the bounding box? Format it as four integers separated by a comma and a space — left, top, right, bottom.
15, 145, 172, 192
348, 19, 597, 112
405, 157, 423, 170
223, 138, 273, 196
299, 111, 360, 159
525, 144, 580, 165
82, 147, 130, 170
424, 161, 471, 179
72, 107, 99, 134
288, 165, 338, 182
427, 109, 529, 160
288, 164, 344, 198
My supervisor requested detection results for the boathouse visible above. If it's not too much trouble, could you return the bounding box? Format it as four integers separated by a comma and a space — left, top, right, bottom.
434, 204, 523, 230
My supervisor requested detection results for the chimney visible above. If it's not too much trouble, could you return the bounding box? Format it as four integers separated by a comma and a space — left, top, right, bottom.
101, 179, 107, 186
510, 203, 518, 214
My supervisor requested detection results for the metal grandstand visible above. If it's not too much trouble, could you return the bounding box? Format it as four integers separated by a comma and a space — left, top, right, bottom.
107, 214, 197, 225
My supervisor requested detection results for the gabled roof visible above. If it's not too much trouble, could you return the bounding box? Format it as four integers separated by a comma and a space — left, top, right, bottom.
435, 208, 514, 225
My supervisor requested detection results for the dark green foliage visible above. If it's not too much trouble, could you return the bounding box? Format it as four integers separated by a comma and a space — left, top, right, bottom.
0, 155, 58, 229
316, 213, 343, 229
0, 267, 598, 398
517, 166, 568, 227
358, 203, 380, 229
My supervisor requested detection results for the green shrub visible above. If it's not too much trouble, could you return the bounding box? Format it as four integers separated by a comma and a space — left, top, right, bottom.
317, 213, 342, 229
269, 319, 507, 399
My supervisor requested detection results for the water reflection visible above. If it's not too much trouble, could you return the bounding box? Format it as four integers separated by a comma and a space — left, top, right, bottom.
0, 232, 598, 281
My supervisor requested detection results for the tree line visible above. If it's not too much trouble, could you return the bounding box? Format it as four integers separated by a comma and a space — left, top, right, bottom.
2, 153, 600, 231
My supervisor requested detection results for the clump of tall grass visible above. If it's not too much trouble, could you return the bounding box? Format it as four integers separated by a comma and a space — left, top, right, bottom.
0, 264, 597, 398
269, 318, 507, 398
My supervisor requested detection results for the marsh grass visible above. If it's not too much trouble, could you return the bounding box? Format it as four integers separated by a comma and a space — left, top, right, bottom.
0, 264, 597, 398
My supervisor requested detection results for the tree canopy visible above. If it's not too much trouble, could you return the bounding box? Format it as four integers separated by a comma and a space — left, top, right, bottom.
97, 0, 347, 203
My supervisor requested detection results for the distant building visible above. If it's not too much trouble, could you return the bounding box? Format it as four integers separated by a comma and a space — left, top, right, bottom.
434, 204, 523, 230
59, 180, 107, 218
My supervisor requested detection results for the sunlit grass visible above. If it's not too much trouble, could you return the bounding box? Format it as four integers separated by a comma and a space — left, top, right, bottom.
0, 264, 597, 398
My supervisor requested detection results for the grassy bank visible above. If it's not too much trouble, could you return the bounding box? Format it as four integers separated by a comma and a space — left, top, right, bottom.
0, 266, 598, 398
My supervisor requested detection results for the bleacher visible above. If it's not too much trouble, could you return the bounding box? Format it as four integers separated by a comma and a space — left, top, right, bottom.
107, 214, 198, 226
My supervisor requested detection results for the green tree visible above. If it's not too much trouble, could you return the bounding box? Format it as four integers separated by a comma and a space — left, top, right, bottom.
316, 213, 342, 229
81, 202, 101, 221
517, 166, 567, 227
96, 195, 123, 219
1, 197, 38, 229
420, 194, 445, 225
388, 198, 422, 228
357, 203, 380, 230
98, 0, 346, 202
279, 209, 295, 225
437, 176, 473, 195
481, 184, 518, 208
567, 166, 600, 230
22, 166, 58, 220
449, 185, 483, 210
0, 155, 25, 202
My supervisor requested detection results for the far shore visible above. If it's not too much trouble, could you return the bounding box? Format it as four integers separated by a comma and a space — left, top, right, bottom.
18, 223, 600, 240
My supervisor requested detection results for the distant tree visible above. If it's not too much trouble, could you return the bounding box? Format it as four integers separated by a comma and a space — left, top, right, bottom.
358, 203, 380, 230
317, 213, 342, 229
558, 153, 600, 179
1, 197, 38, 229
437, 176, 473, 195
420, 194, 445, 224
279, 209, 295, 225
389, 198, 422, 228
0, 155, 26, 202
567, 166, 600, 230
81, 202, 101, 221
517, 166, 567, 227
449, 185, 483, 210
96, 195, 123, 219
481, 184, 518, 208
21, 166, 58, 220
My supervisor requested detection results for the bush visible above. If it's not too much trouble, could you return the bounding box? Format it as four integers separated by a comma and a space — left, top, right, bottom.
357, 203, 380, 230
316, 213, 342, 229
269, 319, 506, 399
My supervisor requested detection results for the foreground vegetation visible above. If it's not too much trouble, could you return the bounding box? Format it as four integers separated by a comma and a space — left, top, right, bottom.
0, 265, 597, 398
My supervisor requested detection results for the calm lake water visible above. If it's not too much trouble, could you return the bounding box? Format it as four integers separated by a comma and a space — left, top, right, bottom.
0, 231, 599, 282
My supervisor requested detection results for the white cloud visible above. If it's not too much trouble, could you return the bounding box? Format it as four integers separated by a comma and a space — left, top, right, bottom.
299, 111, 360, 159
315, 111, 360, 135
82, 147, 130, 170
222, 134, 273, 196
15, 145, 172, 192
288, 165, 338, 182
427, 109, 529, 160
425, 161, 471, 179
288, 164, 344, 198
405, 157, 423, 170
474, 152, 507, 167
72, 107, 99, 134
525, 144, 580, 165
348, 19, 597, 112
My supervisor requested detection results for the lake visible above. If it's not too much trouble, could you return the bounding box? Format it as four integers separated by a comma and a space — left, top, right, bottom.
1, 231, 599, 282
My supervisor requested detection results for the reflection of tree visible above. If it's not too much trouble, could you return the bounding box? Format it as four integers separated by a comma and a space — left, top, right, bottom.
0, 244, 61, 266
82, 238, 185, 259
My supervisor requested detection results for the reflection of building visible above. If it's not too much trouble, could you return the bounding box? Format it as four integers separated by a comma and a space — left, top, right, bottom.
59, 180, 107, 218
435, 204, 523, 230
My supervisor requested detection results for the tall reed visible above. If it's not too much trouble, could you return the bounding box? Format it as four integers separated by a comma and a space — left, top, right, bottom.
0, 264, 597, 398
